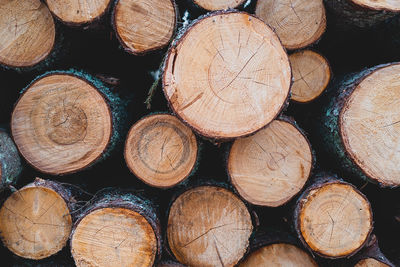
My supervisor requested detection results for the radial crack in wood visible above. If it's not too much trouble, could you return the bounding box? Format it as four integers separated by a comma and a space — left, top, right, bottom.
163, 12, 291, 140
167, 185, 253, 267
228, 118, 313, 207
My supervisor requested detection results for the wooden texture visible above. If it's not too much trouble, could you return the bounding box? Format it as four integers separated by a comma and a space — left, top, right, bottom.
0, 179, 73, 259
163, 11, 291, 140
351, 0, 400, 11
355, 258, 391, 267
193, 0, 246, 11
239, 243, 318, 267
124, 114, 198, 188
255, 0, 326, 50
46, 0, 111, 25
290, 50, 331, 103
0, 0, 55, 68
0, 129, 22, 188
167, 185, 253, 267
228, 118, 313, 207
294, 175, 373, 258
113, 0, 176, 55
11, 73, 113, 175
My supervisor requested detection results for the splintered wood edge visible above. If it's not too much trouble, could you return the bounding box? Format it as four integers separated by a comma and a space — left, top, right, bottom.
11, 73, 112, 175
290, 50, 331, 103
255, 0, 326, 50
45, 0, 112, 25
163, 11, 291, 140
351, 0, 400, 11
298, 182, 373, 258
339, 63, 400, 187
193, 0, 246, 11
124, 114, 198, 188
167, 186, 253, 267
0, 186, 72, 259
0, 0, 55, 68
355, 258, 391, 267
228, 118, 313, 207
71, 207, 157, 267
239, 243, 318, 267
113, 0, 177, 55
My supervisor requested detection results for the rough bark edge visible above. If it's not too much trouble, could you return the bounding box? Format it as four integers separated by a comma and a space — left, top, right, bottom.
157, 260, 186, 267
290, 49, 333, 104
293, 173, 374, 259
164, 181, 256, 265
227, 115, 316, 207
323, 0, 397, 29
320, 62, 400, 188
111, 0, 179, 55
161, 10, 292, 143
0, 129, 22, 189
191, 0, 247, 11
70, 188, 162, 264
124, 112, 201, 189
12, 69, 128, 176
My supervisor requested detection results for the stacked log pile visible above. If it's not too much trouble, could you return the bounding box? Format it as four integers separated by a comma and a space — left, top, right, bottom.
0, 0, 399, 266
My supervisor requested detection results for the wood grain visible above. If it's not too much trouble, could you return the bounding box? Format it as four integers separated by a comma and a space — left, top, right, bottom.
193, 0, 245, 11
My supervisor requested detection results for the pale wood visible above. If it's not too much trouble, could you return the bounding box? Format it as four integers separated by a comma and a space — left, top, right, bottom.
46, 0, 111, 25
163, 12, 291, 139
11, 74, 112, 175
228, 119, 312, 207
239, 243, 318, 267
193, 0, 245, 11
290, 50, 331, 103
351, 0, 400, 11
299, 183, 372, 258
255, 0, 326, 50
0, 0, 55, 68
113, 0, 176, 54
167, 186, 253, 267
124, 114, 197, 188
0, 185, 72, 259
355, 258, 391, 267
71, 207, 157, 267
340, 64, 400, 187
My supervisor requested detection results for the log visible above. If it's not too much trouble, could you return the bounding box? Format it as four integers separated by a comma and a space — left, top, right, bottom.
124, 113, 198, 188
228, 116, 313, 207
351, 235, 395, 267
167, 185, 253, 266
191, 0, 246, 11
163, 11, 291, 140
11, 70, 126, 175
319, 63, 400, 188
112, 0, 177, 55
255, 0, 326, 50
0, 128, 22, 189
323, 0, 400, 29
45, 0, 112, 26
70, 190, 161, 267
294, 174, 373, 259
0, 178, 75, 260
0, 0, 56, 70
290, 50, 332, 103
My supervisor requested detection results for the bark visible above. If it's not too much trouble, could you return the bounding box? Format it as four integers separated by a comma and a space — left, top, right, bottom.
350, 235, 395, 267
0, 128, 22, 189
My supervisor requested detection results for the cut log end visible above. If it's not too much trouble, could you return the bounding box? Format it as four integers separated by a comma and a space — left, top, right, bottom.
193, 0, 246, 11
298, 182, 372, 258
46, 0, 111, 25
163, 12, 291, 139
167, 186, 253, 267
255, 0, 326, 50
228, 119, 312, 207
340, 64, 400, 187
0, 0, 55, 68
124, 114, 197, 188
0, 185, 72, 259
355, 258, 391, 267
351, 0, 400, 11
239, 243, 318, 267
11, 73, 112, 175
71, 207, 157, 267
290, 50, 331, 103
113, 0, 176, 54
